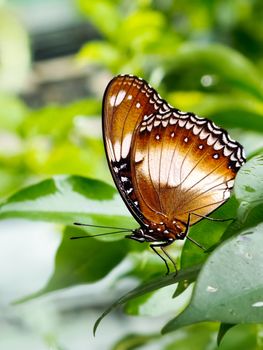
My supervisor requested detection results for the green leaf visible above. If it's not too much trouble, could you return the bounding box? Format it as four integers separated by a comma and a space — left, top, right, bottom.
111, 333, 160, 350
165, 323, 217, 350
93, 264, 201, 335
21, 99, 100, 138
162, 223, 263, 333
125, 283, 193, 317
234, 155, 263, 210
78, 0, 122, 39
0, 94, 28, 130
217, 323, 236, 346
165, 43, 263, 98
175, 198, 238, 298
222, 155, 263, 240
120, 10, 166, 52
0, 175, 135, 230
78, 41, 121, 70
218, 324, 258, 350
181, 198, 238, 269
0, 8, 30, 92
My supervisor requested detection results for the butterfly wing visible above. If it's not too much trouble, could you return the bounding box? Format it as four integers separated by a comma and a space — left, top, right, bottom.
131, 110, 245, 229
102, 74, 170, 225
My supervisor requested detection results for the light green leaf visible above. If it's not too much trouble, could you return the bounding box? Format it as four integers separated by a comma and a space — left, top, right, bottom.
77, 41, 121, 70
120, 10, 166, 51
111, 333, 160, 350
0, 94, 28, 130
94, 264, 201, 335
77, 0, 121, 38
217, 323, 236, 346
0, 175, 135, 230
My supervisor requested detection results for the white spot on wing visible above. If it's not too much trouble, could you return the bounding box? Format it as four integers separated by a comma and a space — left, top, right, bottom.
199, 129, 209, 140
115, 90, 126, 106
223, 147, 232, 157
213, 141, 224, 151
121, 133, 132, 159
114, 140, 121, 161
192, 125, 201, 135
107, 139, 115, 160
154, 120, 161, 127
110, 95, 116, 107
207, 134, 216, 146
135, 151, 144, 163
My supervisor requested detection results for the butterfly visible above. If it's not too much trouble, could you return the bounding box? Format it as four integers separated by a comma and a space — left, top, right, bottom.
101, 74, 245, 272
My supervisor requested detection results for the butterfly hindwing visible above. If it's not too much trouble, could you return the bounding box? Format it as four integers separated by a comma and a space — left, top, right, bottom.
131, 111, 245, 229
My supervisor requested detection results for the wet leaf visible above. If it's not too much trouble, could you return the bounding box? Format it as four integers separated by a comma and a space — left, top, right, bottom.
163, 223, 263, 333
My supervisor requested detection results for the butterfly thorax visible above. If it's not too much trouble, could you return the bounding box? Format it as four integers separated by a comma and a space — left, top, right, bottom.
127, 220, 185, 244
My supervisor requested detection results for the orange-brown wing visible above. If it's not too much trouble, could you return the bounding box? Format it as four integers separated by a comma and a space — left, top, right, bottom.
130, 110, 246, 230
102, 74, 170, 224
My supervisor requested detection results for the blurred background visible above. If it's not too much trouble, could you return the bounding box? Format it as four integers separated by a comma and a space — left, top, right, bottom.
1, 0, 263, 349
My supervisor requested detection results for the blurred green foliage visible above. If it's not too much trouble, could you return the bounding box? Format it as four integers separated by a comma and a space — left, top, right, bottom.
1, 0, 263, 349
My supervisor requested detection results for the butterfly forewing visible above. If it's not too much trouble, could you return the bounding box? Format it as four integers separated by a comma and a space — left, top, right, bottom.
103, 75, 169, 224
103, 74, 245, 235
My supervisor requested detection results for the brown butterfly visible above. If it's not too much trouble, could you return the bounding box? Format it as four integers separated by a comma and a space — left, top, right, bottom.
100, 74, 245, 272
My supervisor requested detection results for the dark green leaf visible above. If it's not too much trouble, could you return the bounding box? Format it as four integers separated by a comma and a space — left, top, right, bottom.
222, 155, 263, 240
165, 43, 263, 98
176, 198, 238, 298
163, 223, 263, 333
234, 155, 263, 209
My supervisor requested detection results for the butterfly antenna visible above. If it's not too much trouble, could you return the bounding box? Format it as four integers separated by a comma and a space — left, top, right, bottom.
70, 230, 131, 240
73, 222, 131, 232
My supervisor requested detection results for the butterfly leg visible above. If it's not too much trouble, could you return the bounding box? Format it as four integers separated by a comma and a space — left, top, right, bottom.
177, 213, 206, 251
190, 212, 234, 222
150, 241, 176, 275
